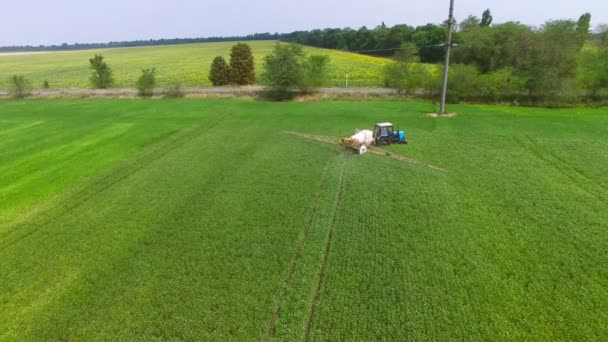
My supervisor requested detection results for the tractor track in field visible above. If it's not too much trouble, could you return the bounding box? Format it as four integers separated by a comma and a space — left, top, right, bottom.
513, 135, 608, 206
303, 157, 348, 342
0, 116, 229, 248
263, 152, 337, 341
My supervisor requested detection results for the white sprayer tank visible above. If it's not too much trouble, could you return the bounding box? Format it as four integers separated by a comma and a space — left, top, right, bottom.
351, 130, 374, 154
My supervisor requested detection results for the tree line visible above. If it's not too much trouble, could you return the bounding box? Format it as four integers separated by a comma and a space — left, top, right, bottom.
379, 10, 608, 104
0, 33, 284, 53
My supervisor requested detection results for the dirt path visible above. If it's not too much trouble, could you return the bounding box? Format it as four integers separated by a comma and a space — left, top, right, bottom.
0, 86, 398, 98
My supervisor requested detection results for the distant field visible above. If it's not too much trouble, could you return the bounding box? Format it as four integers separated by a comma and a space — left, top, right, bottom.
1, 99, 607, 340
0, 41, 394, 89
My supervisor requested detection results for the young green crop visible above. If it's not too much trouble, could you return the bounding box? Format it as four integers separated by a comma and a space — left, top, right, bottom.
0, 99, 607, 340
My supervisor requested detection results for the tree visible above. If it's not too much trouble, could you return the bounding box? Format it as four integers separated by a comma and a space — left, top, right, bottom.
89, 54, 113, 89
448, 64, 481, 102
519, 20, 580, 98
412, 24, 446, 63
383, 62, 407, 92
303, 55, 330, 88
453, 22, 535, 74
460, 15, 481, 31
394, 42, 419, 64
383, 43, 420, 94
480, 68, 524, 101
262, 43, 330, 99
262, 43, 306, 89
576, 13, 592, 46
577, 13, 592, 36
209, 56, 231, 86
9, 75, 31, 98
577, 46, 608, 96
481, 9, 493, 27
229, 43, 255, 85
597, 24, 608, 47
135, 68, 156, 97
43, 80, 50, 89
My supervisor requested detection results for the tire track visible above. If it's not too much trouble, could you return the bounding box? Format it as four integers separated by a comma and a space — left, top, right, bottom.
263, 153, 337, 341
513, 135, 608, 206
303, 157, 348, 342
0, 115, 230, 248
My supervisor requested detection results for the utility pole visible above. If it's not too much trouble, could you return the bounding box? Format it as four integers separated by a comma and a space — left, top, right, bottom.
439, 0, 455, 115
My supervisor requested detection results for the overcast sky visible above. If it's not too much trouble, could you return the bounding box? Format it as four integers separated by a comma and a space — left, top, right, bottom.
1, 0, 607, 46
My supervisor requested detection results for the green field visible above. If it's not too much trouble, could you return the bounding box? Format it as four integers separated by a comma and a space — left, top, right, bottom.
1, 99, 607, 340
0, 41, 393, 89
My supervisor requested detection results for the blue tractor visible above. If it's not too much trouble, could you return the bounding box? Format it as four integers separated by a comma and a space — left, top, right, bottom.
374, 122, 407, 145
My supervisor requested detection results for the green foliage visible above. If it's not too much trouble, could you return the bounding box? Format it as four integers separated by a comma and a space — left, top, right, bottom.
448, 64, 481, 102
577, 47, 608, 95
42, 80, 50, 89
576, 13, 592, 40
459, 15, 480, 31
303, 55, 330, 88
454, 17, 599, 103
260, 44, 306, 100
208, 56, 231, 86
135, 68, 157, 97
597, 24, 608, 47
229, 43, 255, 85
454, 22, 535, 74
262, 44, 331, 98
521, 20, 580, 98
9, 75, 31, 98
89, 54, 114, 89
261, 43, 307, 91
481, 9, 493, 27
383, 62, 407, 93
384, 43, 425, 94
412, 24, 447, 63
480, 68, 524, 101
393, 42, 419, 64
408, 64, 435, 95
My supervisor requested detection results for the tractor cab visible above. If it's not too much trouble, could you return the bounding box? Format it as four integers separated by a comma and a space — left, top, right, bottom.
374, 122, 407, 145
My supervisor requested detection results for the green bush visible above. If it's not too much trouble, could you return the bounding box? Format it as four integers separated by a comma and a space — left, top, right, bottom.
405, 64, 431, 95
262, 43, 305, 89
209, 56, 231, 86
136, 68, 157, 97
383, 43, 420, 94
577, 47, 608, 96
229, 43, 255, 85
448, 64, 482, 102
303, 55, 330, 89
383, 62, 407, 93
9, 75, 31, 99
89, 54, 114, 89
261, 43, 330, 100
480, 68, 524, 101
